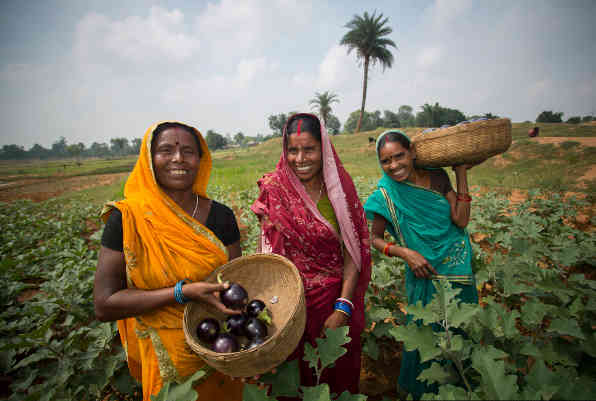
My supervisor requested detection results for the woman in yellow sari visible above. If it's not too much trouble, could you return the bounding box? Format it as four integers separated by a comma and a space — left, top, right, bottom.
94, 122, 244, 400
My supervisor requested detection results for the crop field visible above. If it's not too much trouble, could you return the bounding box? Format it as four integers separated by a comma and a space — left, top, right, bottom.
1, 123, 595, 400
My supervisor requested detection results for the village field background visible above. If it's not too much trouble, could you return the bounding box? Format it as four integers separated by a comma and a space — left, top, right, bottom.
1, 122, 595, 400
1, 122, 596, 205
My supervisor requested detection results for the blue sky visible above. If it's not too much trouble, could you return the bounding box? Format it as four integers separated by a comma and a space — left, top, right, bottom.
1, 0, 595, 148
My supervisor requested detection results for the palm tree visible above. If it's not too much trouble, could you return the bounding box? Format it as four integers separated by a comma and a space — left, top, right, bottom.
309, 91, 339, 127
340, 11, 396, 133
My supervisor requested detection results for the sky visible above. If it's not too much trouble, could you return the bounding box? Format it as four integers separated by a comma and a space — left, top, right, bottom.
1, 0, 595, 149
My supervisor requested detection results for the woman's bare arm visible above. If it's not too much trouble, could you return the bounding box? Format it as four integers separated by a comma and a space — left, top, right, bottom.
93, 246, 238, 322
370, 213, 437, 278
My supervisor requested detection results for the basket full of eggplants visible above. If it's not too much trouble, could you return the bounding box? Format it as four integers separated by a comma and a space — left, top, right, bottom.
183, 254, 306, 378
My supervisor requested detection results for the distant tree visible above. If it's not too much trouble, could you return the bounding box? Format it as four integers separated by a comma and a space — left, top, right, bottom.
68, 142, 85, 160
205, 130, 227, 151
51, 136, 68, 158
268, 113, 288, 137
536, 110, 563, 123
326, 114, 341, 135
566, 116, 581, 124
309, 91, 339, 126
340, 11, 397, 133
0, 144, 26, 160
131, 138, 142, 154
483, 112, 499, 119
90, 142, 110, 157
234, 132, 245, 145
344, 110, 381, 133
416, 102, 465, 127
397, 105, 415, 127
110, 138, 129, 157
28, 143, 50, 159
383, 110, 401, 128
582, 115, 594, 123
416, 103, 440, 127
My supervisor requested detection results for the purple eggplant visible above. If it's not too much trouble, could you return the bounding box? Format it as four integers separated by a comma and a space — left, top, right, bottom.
196, 318, 220, 344
212, 333, 239, 353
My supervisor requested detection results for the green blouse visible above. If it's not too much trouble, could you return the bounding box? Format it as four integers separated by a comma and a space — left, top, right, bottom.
317, 193, 340, 235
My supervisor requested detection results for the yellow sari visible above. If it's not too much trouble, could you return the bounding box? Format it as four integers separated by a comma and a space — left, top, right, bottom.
101, 122, 243, 400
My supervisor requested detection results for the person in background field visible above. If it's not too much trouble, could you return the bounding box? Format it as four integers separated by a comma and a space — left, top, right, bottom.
251, 113, 372, 397
363, 130, 479, 399
93, 121, 244, 400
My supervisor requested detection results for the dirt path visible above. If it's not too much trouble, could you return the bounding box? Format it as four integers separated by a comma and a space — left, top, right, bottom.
530, 137, 596, 146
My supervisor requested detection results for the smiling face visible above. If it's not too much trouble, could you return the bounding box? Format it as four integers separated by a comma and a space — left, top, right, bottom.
151, 127, 200, 193
286, 131, 323, 183
378, 140, 416, 182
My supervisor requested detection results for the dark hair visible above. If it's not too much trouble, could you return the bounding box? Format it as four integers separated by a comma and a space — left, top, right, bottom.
151, 122, 203, 157
377, 131, 410, 156
286, 114, 322, 142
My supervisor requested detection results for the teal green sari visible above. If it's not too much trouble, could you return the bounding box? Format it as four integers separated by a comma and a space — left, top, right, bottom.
363, 131, 478, 399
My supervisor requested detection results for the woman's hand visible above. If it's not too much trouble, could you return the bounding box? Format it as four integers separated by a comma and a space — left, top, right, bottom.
403, 248, 437, 279
182, 282, 240, 315
321, 310, 350, 335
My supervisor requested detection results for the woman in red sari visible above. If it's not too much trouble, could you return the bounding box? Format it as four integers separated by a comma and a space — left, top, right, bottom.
251, 113, 371, 396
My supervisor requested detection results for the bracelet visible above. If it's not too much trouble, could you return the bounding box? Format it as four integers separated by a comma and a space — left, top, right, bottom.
383, 242, 395, 256
457, 193, 472, 202
336, 297, 355, 311
174, 279, 190, 304
334, 301, 352, 318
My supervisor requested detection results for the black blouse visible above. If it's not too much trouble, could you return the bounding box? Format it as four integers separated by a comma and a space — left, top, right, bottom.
101, 200, 241, 252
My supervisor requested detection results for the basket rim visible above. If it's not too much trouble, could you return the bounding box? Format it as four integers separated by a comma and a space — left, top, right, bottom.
183, 253, 304, 358
411, 118, 511, 143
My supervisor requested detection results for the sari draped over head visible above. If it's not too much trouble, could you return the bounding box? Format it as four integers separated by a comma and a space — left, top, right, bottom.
251, 113, 371, 395
363, 130, 477, 399
101, 122, 242, 401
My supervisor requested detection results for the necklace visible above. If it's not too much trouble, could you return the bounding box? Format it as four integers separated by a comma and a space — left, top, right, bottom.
315, 180, 324, 203
191, 194, 199, 219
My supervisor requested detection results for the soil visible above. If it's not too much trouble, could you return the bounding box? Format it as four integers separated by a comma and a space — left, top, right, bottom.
0, 172, 128, 202
530, 137, 596, 146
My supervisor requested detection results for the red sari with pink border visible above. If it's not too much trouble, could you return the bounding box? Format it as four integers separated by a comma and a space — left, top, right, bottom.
251, 113, 371, 396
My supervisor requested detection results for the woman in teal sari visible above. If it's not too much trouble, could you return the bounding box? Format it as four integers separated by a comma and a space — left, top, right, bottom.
363, 130, 478, 399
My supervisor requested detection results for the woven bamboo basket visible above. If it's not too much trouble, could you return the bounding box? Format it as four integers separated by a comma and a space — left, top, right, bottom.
183, 253, 306, 378
411, 118, 512, 167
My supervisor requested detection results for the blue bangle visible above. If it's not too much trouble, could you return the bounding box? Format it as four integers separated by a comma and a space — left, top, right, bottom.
174, 279, 190, 304
334, 301, 352, 317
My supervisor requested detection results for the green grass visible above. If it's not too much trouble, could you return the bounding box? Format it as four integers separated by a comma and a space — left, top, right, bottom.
0, 157, 137, 181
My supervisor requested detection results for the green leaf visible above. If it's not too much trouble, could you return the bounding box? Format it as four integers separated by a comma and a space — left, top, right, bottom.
242, 384, 277, 401
525, 360, 559, 400
417, 362, 452, 385
389, 325, 441, 363
301, 383, 332, 401
405, 300, 436, 324
546, 317, 586, 339
150, 370, 204, 401
431, 383, 476, 400
260, 359, 301, 398
362, 337, 379, 360
315, 326, 351, 372
447, 302, 478, 329
471, 349, 519, 400
304, 342, 320, 373
366, 306, 392, 323
335, 391, 368, 401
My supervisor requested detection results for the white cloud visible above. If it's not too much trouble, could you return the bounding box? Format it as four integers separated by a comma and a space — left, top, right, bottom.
236, 57, 268, 87
316, 45, 355, 89
74, 7, 198, 66
415, 47, 442, 70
